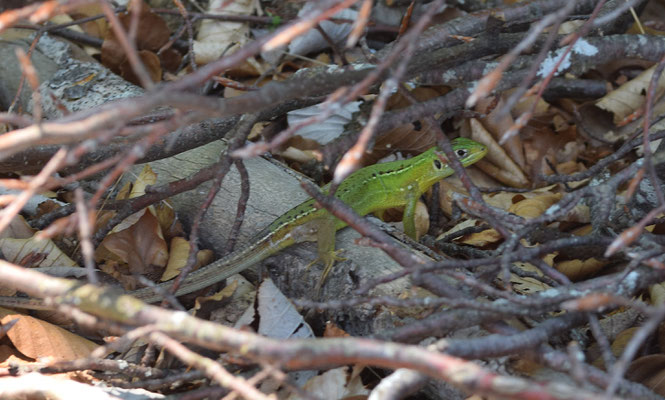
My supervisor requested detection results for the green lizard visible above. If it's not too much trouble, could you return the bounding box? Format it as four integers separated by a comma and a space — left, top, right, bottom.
2, 138, 487, 307
129, 137, 487, 303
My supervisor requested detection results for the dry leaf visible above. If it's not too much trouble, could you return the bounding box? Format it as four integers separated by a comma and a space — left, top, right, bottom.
626, 354, 665, 396
154, 201, 183, 240
510, 274, 550, 295
510, 261, 552, 295
0, 233, 78, 268
0, 215, 35, 239
119, 49, 162, 83
0, 308, 97, 362
511, 89, 551, 117
508, 193, 561, 219
161, 236, 191, 282
555, 257, 606, 281
324, 321, 350, 338
466, 118, 529, 187
0, 343, 32, 367
243, 279, 317, 388
287, 3, 356, 57
289, 367, 369, 400
101, 4, 172, 85
98, 210, 168, 275
194, 0, 262, 73
597, 64, 665, 125
436, 180, 470, 216
454, 222, 501, 247
651, 283, 665, 307
609, 327, 640, 359
287, 101, 361, 145
115, 180, 131, 201
413, 200, 429, 240
477, 96, 526, 168
372, 87, 444, 160
161, 237, 213, 282
191, 279, 239, 314
130, 164, 157, 199
67, 4, 108, 39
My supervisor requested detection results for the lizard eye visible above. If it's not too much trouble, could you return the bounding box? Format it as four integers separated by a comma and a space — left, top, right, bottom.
456, 149, 468, 158
433, 159, 442, 169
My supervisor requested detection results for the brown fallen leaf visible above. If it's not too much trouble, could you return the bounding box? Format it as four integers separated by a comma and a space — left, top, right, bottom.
596, 64, 665, 125
477, 96, 526, 169
0, 343, 32, 367
0, 308, 97, 362
101, 3, 172, 85
626, 354, 665, 396
97, 209, 168, 276
466, 118, 529, 187
161, 236, 213, 282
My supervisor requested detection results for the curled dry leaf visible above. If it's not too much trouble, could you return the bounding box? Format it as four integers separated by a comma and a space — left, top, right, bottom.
0, 308, 97, 362
101, 5, 172, 84
509, 259, 553, 295
130, 164, 157, 199
236, 279, 316, 388
288, 367, 369, 400
97, 164, 168, 276
0, 343, 32, 368
488, 186, 589, 222
324, 321, 349, 338
369, 87, 445, 163
444, 218, 500, 247
508, 193, 561, 219
98, 209, 168, 276
191, 278, 238, 315
413, 200, 429, 241
0, 233, 77, 268
436, 180, 470, 216
551, 226, 607, 281
0, 215, 34, 239
449, 191, 570, 247
118, 49, 162, 84
288, 3, 356, 57
161, 236, 190, 282
154, 200, 184, 241
626, 354, 665, 396
650, 283, 665, 309
161, 236, 213, 282
510, 272, 551, 295
596, 64, 665, 125
194, 0, 263, 75
286, 101, 362, 145
466, 118, 528, 187
476, 96, 526, 169
511, 89, 551, 117
612, 327, 641, 360
555, 256, 606, 281
67, 3, 108, 41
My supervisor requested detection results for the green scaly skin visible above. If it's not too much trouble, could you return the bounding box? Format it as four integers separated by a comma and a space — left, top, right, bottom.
1, 138, 487, 307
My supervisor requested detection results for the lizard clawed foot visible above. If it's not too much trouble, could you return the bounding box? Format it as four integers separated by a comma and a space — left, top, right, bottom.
306, 249, 346, 290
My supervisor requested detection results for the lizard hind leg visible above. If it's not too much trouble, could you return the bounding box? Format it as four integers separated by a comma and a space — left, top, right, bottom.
310, 248, 347, 291
305, 216, 346, 291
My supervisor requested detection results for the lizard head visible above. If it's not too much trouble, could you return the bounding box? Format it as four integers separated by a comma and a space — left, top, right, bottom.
412, 138, 487, 194
438, 137, 488, 169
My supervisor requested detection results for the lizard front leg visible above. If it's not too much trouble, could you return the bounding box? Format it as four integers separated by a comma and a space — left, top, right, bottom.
402, 184, 423, 240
